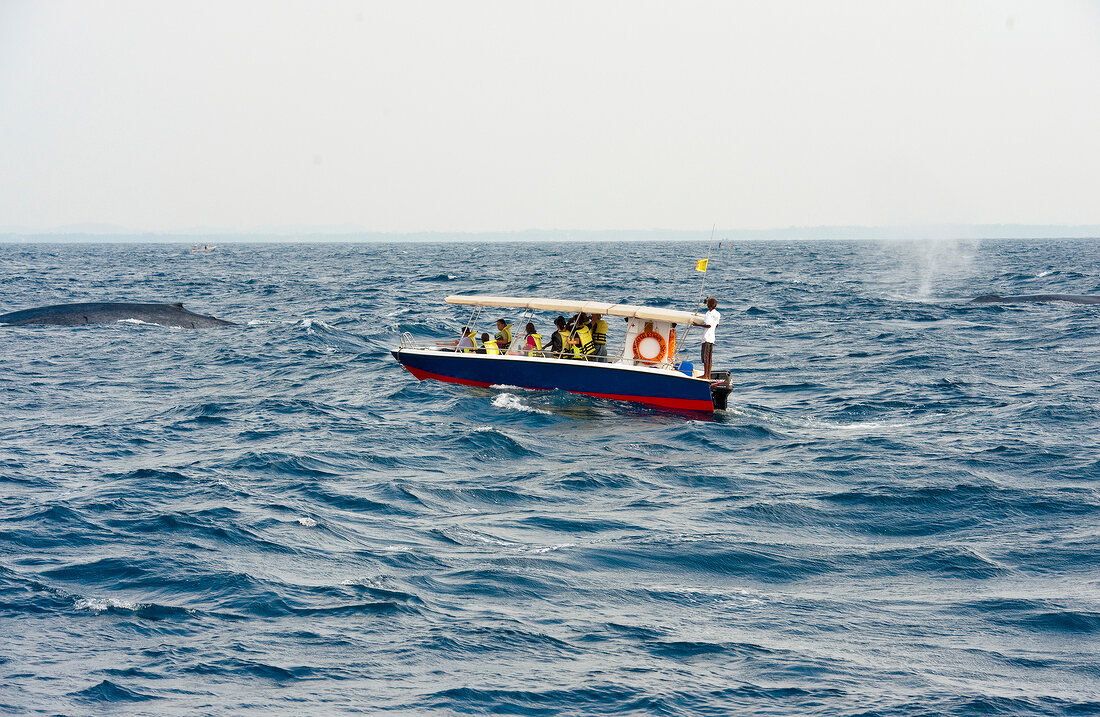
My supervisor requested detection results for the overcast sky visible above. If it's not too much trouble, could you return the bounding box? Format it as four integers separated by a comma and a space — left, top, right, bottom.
1, 0, 1098, 233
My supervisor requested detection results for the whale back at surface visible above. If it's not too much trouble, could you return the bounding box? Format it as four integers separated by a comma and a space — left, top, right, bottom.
0, 302, 235, 328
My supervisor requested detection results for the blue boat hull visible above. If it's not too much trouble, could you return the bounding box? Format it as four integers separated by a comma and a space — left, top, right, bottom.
393, 349, 715, 412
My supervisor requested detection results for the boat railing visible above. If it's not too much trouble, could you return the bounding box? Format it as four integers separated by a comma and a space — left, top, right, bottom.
399, 339, 691, 373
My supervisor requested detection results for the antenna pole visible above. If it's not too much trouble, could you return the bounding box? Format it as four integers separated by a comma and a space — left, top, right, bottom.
696, 224, 717, 308
678, 224, 718, 355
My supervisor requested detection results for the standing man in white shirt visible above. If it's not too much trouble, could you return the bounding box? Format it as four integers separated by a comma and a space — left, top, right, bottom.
701, 297, 720, 380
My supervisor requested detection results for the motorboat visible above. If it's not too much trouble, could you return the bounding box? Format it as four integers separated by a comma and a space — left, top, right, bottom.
391, 295, 732, 412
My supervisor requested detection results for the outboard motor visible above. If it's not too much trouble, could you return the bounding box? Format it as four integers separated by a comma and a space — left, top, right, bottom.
709, 370, 733, 411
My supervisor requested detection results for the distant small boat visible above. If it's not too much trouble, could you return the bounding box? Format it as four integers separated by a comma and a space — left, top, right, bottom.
392, 294, 733, 412
191, 245, 217, 252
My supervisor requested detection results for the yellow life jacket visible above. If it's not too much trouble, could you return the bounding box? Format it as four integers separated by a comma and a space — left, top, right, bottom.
527, 333, 543, 356
484, 338, 500, 356
574, 325, 595, 355
459, 334, 477, 353
495, 324, 513, 347
557, 329, 578, 358
592, 319, 608, 345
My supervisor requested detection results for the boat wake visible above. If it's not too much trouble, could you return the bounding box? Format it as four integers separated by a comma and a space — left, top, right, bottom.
491, 393, 553, 415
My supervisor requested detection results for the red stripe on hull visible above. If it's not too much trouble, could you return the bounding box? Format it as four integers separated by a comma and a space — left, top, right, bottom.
581, 391, 713, 412
403, 365, 497, 388
401, 363, 713, 412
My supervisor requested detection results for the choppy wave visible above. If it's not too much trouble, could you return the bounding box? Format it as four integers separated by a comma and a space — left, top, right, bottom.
2, 239, 1100, 715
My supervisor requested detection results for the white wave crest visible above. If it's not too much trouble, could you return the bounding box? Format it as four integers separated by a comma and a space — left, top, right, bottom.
297, 516, 317, 527
76, 597, 139, 612
299, 318, 334, 333
528, 543, 576, 554
491, 393, 551, 415
341, 575, 392, 588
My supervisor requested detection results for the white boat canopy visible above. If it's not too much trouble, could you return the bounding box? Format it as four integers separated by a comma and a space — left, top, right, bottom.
445, 295, 707, 327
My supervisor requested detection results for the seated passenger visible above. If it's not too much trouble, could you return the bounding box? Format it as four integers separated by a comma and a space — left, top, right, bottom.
480, 332, 501, 355
494, 319, 513, 348
456, 327, 477, 353
589, 313, 608, 362
523, 322, 544, 357
571, 313, 595, 359
551, 316, 573, 359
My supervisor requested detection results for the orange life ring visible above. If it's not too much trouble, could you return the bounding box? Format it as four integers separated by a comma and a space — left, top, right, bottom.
632, 330, 666, 364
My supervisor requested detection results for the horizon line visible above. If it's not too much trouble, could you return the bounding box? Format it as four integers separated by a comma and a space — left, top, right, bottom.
3, 222, 1100, 241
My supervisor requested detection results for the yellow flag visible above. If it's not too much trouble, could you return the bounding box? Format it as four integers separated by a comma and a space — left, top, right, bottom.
695, 258, 708, 272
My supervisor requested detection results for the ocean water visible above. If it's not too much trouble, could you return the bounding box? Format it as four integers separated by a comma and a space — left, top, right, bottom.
2, 238, 1099, 716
